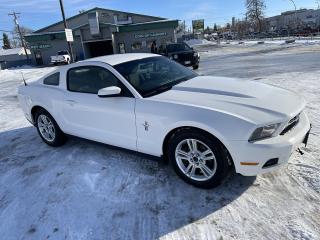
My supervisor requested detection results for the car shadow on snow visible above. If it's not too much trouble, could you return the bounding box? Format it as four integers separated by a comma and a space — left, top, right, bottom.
0, 126, 256, 240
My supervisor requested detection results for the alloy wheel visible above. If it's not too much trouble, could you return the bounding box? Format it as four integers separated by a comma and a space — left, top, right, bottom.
175, 138, 217, 181
37, 114, 56, 142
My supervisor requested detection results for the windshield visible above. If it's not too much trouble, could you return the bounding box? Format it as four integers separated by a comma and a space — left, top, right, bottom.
166, 43, 191, 52
58, 51, 69, 55
114, 56, 197, 97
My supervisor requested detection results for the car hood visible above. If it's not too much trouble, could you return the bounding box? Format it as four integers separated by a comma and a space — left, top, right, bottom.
150, 76, 306, 124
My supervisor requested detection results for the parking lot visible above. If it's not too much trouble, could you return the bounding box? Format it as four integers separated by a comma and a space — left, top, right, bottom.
0, 41, 320, 240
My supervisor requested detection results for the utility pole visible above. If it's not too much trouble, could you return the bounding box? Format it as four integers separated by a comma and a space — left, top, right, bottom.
8, 12, 29, 60
58, 0, 74, 62
288, 0, 297, 35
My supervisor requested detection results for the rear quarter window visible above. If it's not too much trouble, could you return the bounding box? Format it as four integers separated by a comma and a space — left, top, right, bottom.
43, 72, 60, 86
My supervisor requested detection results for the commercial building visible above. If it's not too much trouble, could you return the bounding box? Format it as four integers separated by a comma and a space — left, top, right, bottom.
266, 8, 320, 32
25, 7, 179, 65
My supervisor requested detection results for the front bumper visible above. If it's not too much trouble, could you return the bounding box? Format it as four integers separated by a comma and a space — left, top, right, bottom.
51, 60, 67, 63
176, 57, 199, 67
229, 111, 310, 176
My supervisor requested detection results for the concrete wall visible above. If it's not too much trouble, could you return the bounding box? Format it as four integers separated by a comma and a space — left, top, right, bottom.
113, 27, 176, 54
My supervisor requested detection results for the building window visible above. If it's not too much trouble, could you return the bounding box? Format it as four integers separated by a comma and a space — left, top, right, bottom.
131, 42, 142, 50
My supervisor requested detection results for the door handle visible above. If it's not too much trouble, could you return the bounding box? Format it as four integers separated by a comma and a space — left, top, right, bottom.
66, 100, 77, 106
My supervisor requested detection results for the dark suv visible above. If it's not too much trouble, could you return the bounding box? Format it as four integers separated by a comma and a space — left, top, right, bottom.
161, 43, 200, 70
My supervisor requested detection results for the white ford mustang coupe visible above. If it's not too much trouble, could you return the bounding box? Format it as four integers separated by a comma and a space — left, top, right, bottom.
18, 53, 311, 188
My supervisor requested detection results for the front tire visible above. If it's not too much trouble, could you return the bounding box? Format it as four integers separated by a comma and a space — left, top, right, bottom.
193, 64, 199, 70
35, 109, 67, 147
167, 129, 229, 188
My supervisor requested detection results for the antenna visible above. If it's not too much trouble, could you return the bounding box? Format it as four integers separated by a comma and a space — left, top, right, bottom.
20, 71, 27, 86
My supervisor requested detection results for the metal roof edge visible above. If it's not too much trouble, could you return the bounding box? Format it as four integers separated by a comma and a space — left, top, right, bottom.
34, 7, 166, 33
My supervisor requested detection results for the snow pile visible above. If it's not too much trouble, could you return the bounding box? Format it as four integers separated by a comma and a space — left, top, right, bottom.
185, 38, 215, 46
0, 48, 31, 56
0, 66, 54, 84
0, 44, 320, 240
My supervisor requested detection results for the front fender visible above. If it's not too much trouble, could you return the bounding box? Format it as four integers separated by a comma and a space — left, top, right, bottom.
135, 99, 254, 156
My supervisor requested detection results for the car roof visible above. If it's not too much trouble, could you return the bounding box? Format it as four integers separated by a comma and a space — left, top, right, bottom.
83, 53, 159, 66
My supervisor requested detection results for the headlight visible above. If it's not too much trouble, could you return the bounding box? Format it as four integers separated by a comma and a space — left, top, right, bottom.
174, 54, 178, 59
249, 123, 281, 142
194, 52, 199, 57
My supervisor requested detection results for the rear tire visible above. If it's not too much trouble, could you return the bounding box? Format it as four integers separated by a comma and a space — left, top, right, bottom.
35, 109, 67, 147
167, 129, 229, 189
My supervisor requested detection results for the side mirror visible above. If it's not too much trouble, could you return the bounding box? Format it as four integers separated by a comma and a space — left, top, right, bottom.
98, 86, 121, 97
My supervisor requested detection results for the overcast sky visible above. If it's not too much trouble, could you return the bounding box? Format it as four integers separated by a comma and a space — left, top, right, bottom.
0, 0, 318, 33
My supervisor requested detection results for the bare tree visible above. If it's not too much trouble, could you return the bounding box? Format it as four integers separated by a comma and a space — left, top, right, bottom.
235, 19, 250, 37
12, 25, 33, 48
245, 0, 266, 33
14, 25, 33, 36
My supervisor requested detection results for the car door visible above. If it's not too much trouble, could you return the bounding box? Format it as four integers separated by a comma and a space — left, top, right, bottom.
60, 64, 137, 151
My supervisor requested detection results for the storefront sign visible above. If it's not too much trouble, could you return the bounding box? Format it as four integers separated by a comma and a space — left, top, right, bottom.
134, 32, 167, 39
192, 19, 204, 33
30, 43, 52, 49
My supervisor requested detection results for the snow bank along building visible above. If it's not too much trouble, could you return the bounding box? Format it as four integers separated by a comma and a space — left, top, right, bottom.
25, 7, 179, 65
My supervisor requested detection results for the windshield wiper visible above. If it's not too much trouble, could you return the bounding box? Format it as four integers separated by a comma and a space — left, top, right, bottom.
143, 75, 195, 97
144, 85, 173, 97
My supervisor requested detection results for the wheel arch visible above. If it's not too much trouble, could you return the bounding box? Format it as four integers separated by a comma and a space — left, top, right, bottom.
31, 105, 53, 124
162, 126, 234, 167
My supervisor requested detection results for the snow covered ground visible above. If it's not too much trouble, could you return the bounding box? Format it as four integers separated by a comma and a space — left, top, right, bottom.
185, 38, 215, 46
0, 43, 320, 240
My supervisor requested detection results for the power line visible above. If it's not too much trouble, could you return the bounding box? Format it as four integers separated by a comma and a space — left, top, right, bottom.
8, 12, 29, 60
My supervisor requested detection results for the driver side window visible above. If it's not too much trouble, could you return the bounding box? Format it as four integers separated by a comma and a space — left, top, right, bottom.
67, 66, 131, 97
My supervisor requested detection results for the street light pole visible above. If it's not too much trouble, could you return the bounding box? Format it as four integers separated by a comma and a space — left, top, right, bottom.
58, 0, 74, 62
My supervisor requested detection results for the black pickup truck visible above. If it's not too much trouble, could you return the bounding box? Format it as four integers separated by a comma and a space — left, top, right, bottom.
161, 43, 200, 70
